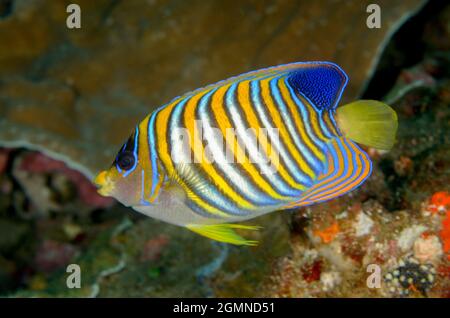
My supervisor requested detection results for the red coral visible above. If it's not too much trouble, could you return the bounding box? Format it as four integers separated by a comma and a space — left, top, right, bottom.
302, 260, 322, 283
437, 264, 450, 277
428, 191, 450, 214
20, 152, 66, 173
19, 152, 114, 208
421, 231, 433, 239
440, 211, 450, 260
341, 236, 365, 264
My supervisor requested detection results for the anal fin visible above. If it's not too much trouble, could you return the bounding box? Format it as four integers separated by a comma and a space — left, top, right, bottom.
186, 223, 261, 246
286, 137, 372, 208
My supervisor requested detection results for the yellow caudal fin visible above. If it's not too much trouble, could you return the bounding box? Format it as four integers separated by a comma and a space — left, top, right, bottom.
336, 100, 398, 150
186, 223, 261, 246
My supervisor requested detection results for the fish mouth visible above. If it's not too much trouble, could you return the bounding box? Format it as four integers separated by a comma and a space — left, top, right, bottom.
93, 170, 113, 196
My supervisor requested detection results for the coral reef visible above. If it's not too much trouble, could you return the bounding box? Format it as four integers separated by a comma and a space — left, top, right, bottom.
384, 256, 436, 296
262, 3, 450, 296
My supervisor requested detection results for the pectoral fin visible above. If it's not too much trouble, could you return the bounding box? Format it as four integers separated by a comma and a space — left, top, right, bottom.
336, 100, 398, 150
186, 223, 261, 246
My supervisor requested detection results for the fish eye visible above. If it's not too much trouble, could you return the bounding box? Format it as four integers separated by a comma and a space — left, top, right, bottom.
116, 151, 135, 171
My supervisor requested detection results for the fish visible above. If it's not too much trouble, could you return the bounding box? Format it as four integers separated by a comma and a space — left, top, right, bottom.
94, 61, 398, 246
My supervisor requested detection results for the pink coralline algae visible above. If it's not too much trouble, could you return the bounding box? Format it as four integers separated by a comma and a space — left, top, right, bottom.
0, 149, 11, 174
19, 152, 114, 208
141, 235, 170, 262
34, 240, 78, 274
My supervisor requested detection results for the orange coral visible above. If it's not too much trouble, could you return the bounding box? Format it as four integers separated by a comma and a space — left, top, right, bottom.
428, 191, 450, 214
314, 222, 340, 244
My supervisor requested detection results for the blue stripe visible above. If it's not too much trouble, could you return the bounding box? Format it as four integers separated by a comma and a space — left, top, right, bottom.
122, 126, 139, 177
328, 109, 340, 134
284, 77, 328, 152
293, 92, 335, 138
332, 138, 356, 191
307, 141, 372, 204
139, 170, 153, 206
308, 138, 352, 199
148, 107, 163, 197
250, 78, 307, 194
170, 92, 249, 217
228, 80, 303, 198
204, 84, 285, 203
282, 80, 326, 176
319, 109, 335, 138
269, 76, 316, 185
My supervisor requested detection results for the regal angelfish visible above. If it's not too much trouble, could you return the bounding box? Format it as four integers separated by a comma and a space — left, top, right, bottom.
94, 62, 397, 245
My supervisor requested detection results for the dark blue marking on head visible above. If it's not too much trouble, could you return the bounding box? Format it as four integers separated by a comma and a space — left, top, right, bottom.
287, 62, 348, 111
115, 126, 139, 177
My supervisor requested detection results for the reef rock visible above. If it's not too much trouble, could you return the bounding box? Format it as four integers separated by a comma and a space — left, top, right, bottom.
0, 0, 426, 178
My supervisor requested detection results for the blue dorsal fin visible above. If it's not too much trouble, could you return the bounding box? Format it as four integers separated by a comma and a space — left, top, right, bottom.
168, 62, 348, 110
287, 62, 348, 110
